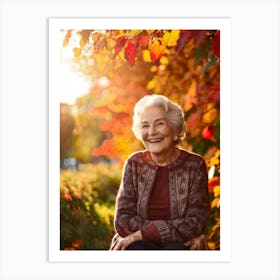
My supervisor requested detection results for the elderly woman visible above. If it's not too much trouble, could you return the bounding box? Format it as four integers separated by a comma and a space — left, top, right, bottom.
110, 94, 210, 250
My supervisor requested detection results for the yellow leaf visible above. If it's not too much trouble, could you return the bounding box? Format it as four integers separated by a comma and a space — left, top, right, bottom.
211, 197, 220, 208
213, 185, 220, 197
208, 148, 220, 167
94, 53, 106, 70
215, 150, 220, 158
150, 65, 158, 72
210, 157, 219, 166
73, 47, 82, 59
107, 37, 115, 49
163, 30, 180, 47
208, 242, 216, 250
80, 38, 85, 48
212, 224, 220, 233
160, 56, 169, 65
147, 78, 156, 90
143, 50, 152, 62
202, 108, 218, 124
126, 30, 142, 36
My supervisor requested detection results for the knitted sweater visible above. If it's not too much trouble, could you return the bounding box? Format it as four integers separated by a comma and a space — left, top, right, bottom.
112, 149, 210, 246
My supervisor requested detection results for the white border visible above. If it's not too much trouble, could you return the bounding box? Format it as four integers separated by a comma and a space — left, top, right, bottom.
1, 1, 279, 279
49, 18, 231, 262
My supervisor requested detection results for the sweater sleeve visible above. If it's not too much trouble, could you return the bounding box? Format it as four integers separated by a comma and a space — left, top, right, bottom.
114, 158, 147, 237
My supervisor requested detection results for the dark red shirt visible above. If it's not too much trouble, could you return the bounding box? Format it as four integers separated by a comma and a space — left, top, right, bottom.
148, 166, 170, 221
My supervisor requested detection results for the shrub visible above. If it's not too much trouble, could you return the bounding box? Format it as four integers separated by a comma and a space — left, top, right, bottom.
60, 162, 121, 250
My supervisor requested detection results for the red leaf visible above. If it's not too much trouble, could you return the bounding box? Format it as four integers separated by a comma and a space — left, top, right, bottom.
114, 36, 127, 57
138, 35, 150, 49
176, 30, 193, 52
202, 126, 215, 140
212, 30, 220, 58
209, 85, 220, 103
124, 40, 137, 66
208, 177, 220, 192
188, 111, 201, 127
193, 30, 208, 44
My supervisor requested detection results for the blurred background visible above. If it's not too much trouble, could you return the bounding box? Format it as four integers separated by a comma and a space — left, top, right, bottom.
59, 29, 221, 250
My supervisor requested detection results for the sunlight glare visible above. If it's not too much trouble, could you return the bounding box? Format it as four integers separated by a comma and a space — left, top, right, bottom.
59, 64, 91, 105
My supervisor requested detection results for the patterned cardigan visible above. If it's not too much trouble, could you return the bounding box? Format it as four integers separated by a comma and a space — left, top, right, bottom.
110, 149, 210, 249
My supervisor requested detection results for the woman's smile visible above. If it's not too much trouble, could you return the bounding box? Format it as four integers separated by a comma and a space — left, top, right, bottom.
140, 106, 177, 161
148, 137, 164, 143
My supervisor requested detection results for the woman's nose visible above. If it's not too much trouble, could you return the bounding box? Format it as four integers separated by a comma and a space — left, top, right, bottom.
148, 125, 157, 135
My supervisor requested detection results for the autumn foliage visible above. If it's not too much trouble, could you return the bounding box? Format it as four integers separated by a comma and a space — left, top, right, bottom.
60, 28, 221, 250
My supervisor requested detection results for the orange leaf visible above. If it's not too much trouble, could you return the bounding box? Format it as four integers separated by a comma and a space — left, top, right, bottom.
211, 197, 220, 209
92, 33, 107, 53
202, 108, 218, 124
183, 80, 197, 111
187, 80, 197, 97
72, 239, 83, 249
63, 192, 72, 201
150, 39, 165, 62
92, 139, 119, 158
207, 242, 216, 250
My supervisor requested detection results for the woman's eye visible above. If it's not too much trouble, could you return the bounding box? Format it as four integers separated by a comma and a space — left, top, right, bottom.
141, 124, 149, 129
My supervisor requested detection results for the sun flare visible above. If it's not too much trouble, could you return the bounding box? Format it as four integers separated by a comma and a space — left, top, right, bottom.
59, 64, 91, 105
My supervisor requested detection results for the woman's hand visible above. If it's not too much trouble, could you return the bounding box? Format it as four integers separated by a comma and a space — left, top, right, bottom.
184, 234, 209, 250
112, 230, 143, 250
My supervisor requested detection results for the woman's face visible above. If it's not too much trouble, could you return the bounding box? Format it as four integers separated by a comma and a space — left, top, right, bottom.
140, 106, 177, 156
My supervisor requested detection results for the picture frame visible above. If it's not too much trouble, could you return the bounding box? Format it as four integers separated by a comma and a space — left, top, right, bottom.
1, 1, 279, 279
49, 17, 232, 262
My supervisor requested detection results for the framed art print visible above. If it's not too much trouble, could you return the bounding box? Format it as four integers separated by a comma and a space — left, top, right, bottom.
48, 17, 231, 262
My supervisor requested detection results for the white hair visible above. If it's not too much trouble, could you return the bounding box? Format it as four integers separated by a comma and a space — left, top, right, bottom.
132, 94, 186, 144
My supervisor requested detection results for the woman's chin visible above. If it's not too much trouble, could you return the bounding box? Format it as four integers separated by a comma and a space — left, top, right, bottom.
147, 147, 165, 156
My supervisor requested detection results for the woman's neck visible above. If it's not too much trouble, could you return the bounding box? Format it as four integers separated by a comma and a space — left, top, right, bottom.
151, 148, 180, 166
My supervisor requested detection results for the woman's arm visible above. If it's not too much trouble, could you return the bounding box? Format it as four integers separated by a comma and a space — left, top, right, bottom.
114, 158, 148, 236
